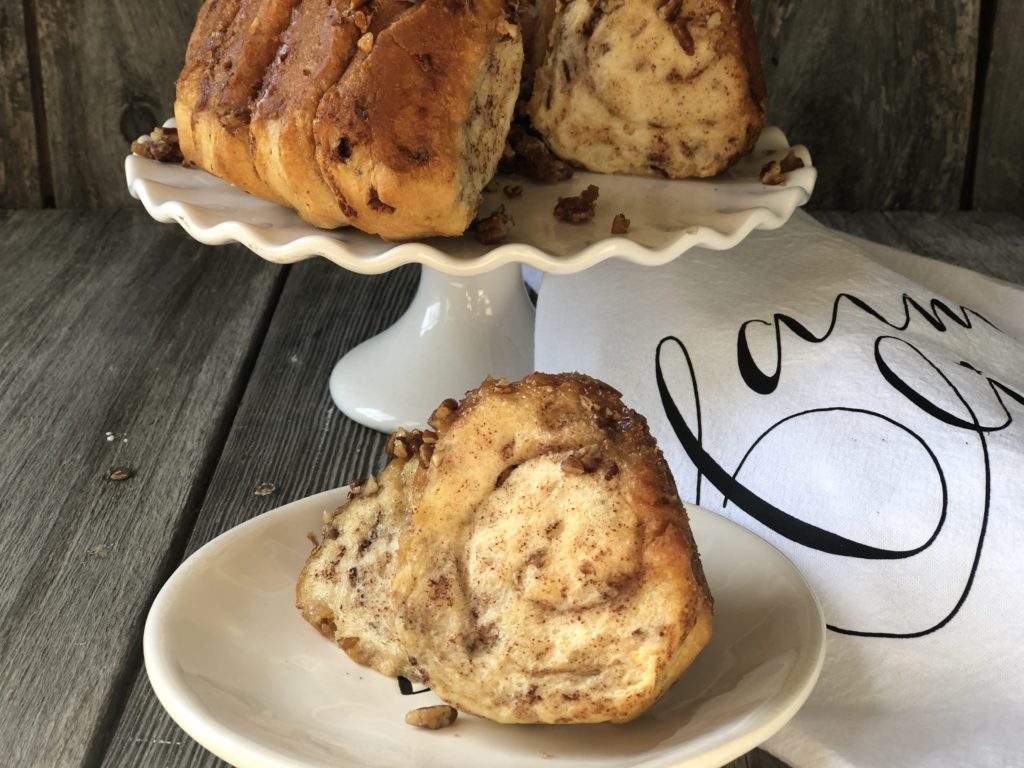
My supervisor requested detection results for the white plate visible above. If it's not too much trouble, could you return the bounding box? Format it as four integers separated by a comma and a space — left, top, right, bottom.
126, 125, 815, 277
145, 488, 825, 768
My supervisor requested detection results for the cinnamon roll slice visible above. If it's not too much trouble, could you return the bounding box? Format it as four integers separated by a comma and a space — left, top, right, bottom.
297, 373, 713, 724
394, 373, 712, 723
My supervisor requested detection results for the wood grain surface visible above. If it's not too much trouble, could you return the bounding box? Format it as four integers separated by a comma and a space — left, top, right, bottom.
813, 211, 1024, 282
32, 0, 202, 207
0, 0, 41, 207
0, 210, 282, 765
752, 0, 980, 210
0, 210, 1022, 767
972, 0, 1024, 215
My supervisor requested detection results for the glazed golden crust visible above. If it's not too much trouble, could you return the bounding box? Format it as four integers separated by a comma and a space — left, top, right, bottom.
527, 0, 766, 178
249, 0, 362, 228
394, 373, 713, 724
313, 0, 523, 238
176, 0, 300, 203
175, 0, 766, 236
175, 0, 242, 171
177, 0, 522, 239
250, 0, 419, 228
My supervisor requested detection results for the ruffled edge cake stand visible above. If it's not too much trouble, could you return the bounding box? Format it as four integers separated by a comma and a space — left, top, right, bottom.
126, 123, 815, 432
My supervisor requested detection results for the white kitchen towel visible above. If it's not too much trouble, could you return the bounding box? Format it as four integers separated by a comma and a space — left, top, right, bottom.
534, 210, 1024, 768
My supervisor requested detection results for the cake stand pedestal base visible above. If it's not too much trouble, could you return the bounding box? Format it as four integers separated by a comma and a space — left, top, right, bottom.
329, 263, 535, 432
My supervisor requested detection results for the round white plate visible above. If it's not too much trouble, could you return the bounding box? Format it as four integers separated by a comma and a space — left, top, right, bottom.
126, 125, 815, 277
145, 487, 825, 768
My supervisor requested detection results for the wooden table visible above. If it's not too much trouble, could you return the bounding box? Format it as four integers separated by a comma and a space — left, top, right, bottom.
1, 209, 1021, 768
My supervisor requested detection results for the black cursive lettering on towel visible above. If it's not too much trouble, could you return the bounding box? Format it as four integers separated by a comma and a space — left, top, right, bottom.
655, 291, 1022, 638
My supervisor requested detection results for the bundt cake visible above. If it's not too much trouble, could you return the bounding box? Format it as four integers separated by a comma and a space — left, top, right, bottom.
175, 0, 766, 240
297, 373, 714, 724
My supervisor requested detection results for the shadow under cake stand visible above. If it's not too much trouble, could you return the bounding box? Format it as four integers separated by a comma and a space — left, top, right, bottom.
126, 126, 815, 433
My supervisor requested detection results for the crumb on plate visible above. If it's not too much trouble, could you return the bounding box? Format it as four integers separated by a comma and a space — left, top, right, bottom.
405, 705, 458, 730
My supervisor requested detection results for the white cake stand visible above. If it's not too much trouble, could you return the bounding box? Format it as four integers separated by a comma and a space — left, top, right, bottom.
126, 125, 815, 432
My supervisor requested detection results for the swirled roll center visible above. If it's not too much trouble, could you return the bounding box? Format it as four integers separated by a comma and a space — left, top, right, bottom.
466, 453, 640, 613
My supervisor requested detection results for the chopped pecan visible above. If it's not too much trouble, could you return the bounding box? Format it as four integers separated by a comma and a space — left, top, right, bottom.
780, 150, 806, 172
561, 456, 585, 475
554, 184, 599, 224
498, 123, 573, 183
473, 205, 515, 244
761, 150, 806, 185
428, 399, 459, 431
131, 126, 183, 163
760, 161, 784, 185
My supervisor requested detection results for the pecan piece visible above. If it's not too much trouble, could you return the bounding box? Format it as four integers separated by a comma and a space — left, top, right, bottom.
131, 126, 184, 163
611, 213, 630, 234
554, 184, 599, 223
473, 205, 515, 244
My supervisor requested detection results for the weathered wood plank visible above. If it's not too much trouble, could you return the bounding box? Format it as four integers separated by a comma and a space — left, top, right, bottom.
100, 259, 420, 768
33, 0, 202, 207
0, 209, 283, 766
753, 1, 980, 210
811, 211, 1024, 284
973, 0, 1024, 215
0, 0, 41, 207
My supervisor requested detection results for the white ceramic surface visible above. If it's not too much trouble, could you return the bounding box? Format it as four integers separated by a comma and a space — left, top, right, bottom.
145, 488, 826, 768
125, 125, 815, 278
329, 263, 535, 430
126, 124, 814, 431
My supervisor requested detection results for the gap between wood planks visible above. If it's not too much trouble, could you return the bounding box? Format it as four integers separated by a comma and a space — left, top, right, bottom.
20, 0, 53, 207
80, 263, 293, 768
961, 0, 1000, 209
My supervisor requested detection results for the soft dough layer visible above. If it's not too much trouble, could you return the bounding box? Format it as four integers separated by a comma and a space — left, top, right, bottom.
248, 0, 364, 228
391, 373, 713, 724
527, 0, 766, 178
175, 0, 299, 203
296, 438, 427, 680
314, 0, 523, 238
